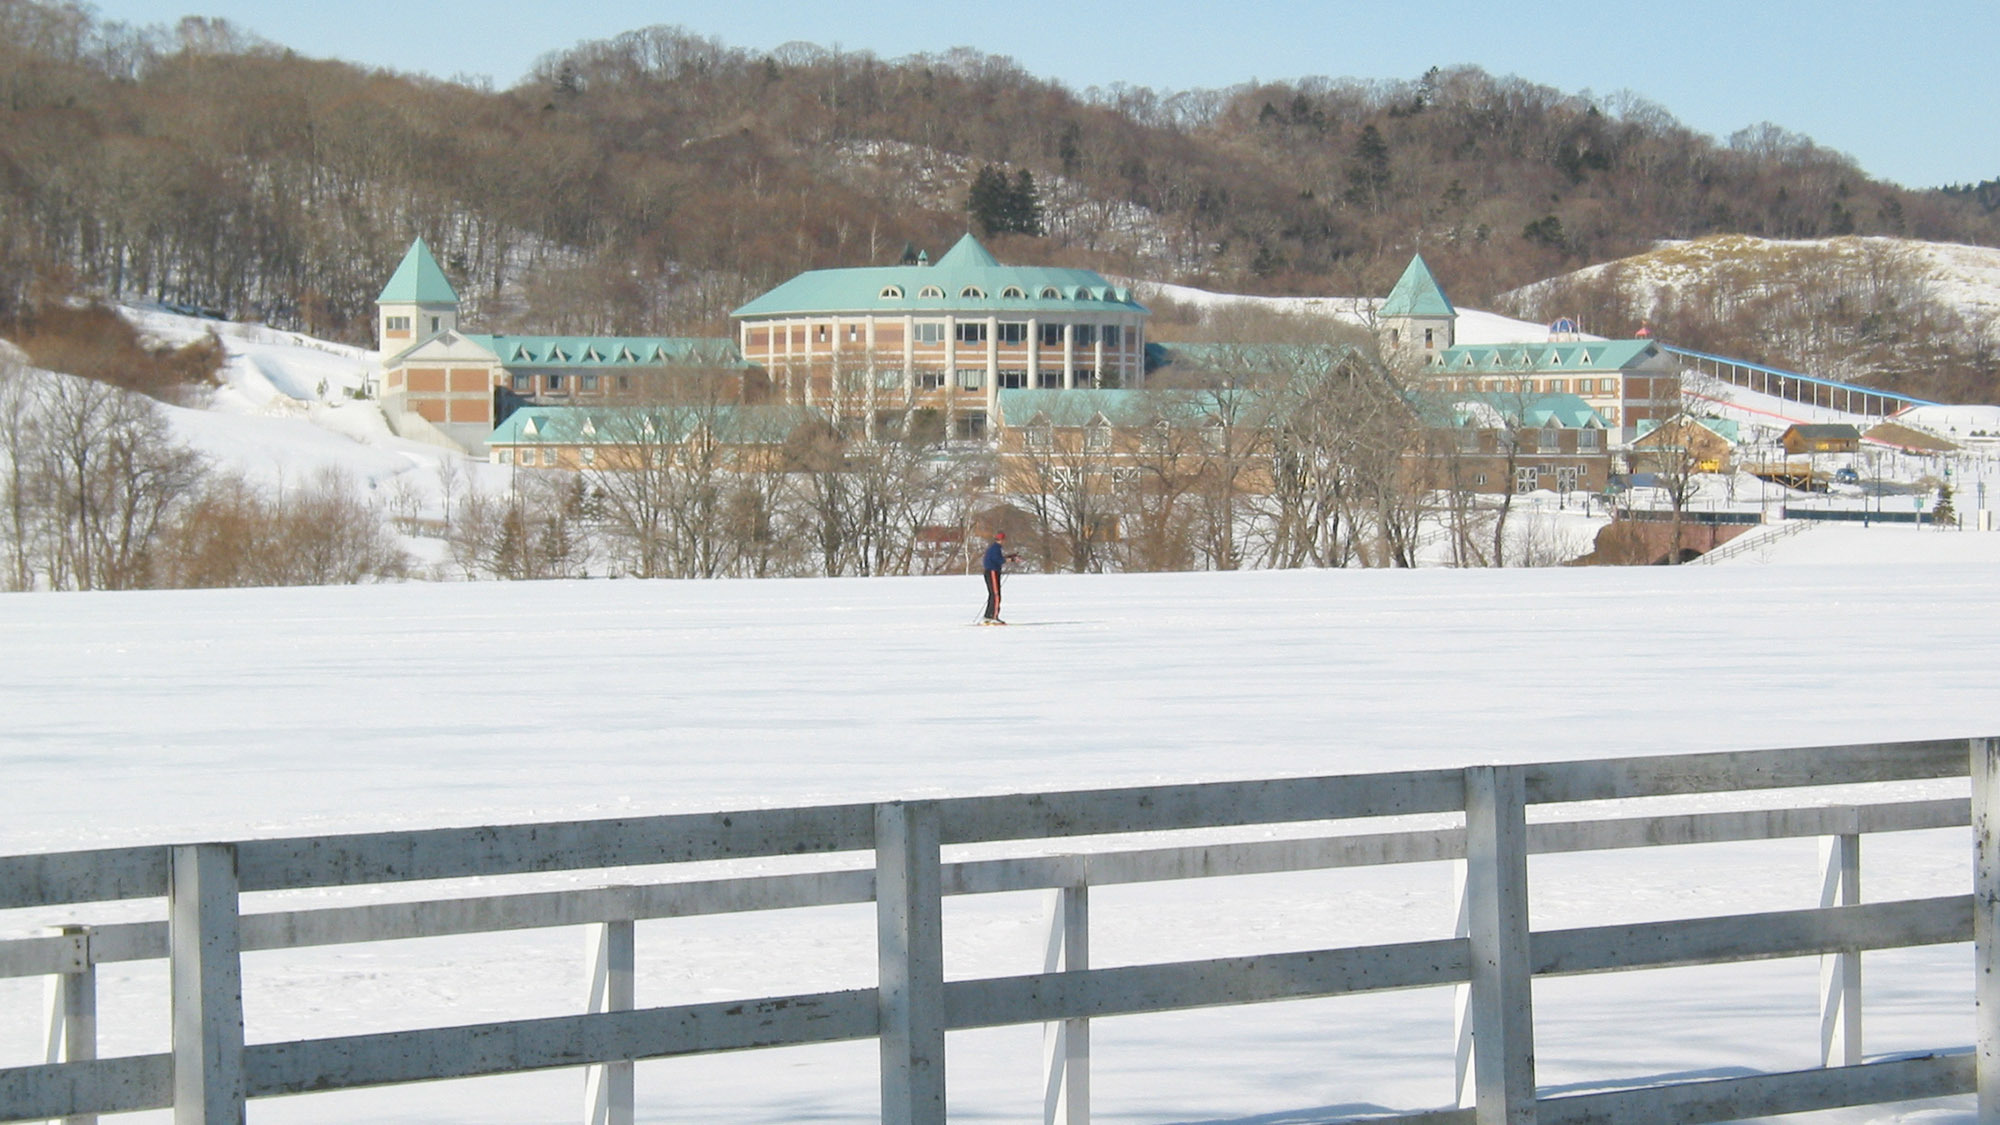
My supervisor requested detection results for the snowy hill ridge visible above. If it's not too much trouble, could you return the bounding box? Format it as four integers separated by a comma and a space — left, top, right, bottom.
1501, 234, 2000, 344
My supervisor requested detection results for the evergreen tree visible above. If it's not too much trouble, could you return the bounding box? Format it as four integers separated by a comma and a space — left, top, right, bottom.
967, 165, 1013, 237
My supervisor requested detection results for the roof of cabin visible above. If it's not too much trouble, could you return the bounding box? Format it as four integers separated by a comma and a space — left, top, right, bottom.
466, 335, 744, 369
1379, 254, 1455, 319
732, 233, 1146, 319
377, 239, 460, 305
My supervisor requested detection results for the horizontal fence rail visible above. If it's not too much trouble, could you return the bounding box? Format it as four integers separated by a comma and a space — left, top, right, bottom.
2, 737, 1991, 1125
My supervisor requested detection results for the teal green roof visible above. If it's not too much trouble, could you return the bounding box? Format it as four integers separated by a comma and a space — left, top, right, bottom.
1430, 392, 1607, 430
466, 335, 744, 369
732, 234, 1145, 318
1380, 254, 1454, 319
997, 387, 1266, 429
1428, 339, 1664, 374
377, 239, 460, 305
1636, 417, 1741, 442
488, 404, 819, 446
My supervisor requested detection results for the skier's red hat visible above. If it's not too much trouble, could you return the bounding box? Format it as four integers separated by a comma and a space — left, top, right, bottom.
994, 531, 1005, 541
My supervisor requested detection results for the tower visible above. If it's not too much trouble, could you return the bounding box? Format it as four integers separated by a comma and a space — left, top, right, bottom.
375, 238, 460, 357
1378, 253, 1456, 358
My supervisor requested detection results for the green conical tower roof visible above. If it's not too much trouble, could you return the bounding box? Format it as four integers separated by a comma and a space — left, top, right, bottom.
377, 238, 460, 305
934, 232, 1001, 271
1380, 254, 1454, 318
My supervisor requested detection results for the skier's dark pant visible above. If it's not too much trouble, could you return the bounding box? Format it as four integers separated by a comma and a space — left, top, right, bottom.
982, 569, 1002, 620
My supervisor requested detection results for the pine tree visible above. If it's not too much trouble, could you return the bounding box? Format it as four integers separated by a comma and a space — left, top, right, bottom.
967, 165, 1013, 237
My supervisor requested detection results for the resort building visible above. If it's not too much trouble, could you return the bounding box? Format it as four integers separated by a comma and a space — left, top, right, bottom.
731, 233, 1150, 440
375, 240, 744, 453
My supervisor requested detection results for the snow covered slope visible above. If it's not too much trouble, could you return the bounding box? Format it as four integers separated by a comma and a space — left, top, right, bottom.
1139, 281, 1569, 344
1, 566, 1990, 1123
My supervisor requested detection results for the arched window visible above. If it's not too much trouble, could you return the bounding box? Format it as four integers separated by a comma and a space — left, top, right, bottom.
880, 285, 904, 299
1001, 286, 1025, 299
1040, 287, 1062, 299
919, 285, 945, 299
960, 286, 986, 299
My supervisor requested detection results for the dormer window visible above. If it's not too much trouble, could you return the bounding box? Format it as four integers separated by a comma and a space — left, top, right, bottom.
880, 285, 904, 299
1040, 287, 1062, 299
960, 286, 986, 299
1085, 421, 1112, 453
919, 285, 945, 299
1002, 286, 1025, 299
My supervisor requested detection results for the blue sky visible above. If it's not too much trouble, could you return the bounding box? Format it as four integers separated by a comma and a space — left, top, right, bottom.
83, 0, 1998, 190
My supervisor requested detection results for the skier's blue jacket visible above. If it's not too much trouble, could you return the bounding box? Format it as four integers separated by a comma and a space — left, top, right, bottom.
982, 541, 1006, 572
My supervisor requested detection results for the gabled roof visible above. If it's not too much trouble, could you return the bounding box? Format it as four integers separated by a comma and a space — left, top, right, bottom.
1782, 423, 1862, 440
377, 239, 460, 305
487, 404, 820, 446
732, 234, 1145, 318
1634, 416, 1739, 444
1428, 339, 1666, 374
464, 335, 745, 369
1380, 254, 1455, 319
1429, 392, 1608, 431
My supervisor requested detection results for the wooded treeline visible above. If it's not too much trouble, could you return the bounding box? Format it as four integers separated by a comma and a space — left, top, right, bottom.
3, 0, 1997, 363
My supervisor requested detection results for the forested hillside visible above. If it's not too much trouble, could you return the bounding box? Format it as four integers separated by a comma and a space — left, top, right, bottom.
4, 0, 1998, 358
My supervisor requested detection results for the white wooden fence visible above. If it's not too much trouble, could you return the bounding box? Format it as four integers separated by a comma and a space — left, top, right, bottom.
4, 737, 1993, 1124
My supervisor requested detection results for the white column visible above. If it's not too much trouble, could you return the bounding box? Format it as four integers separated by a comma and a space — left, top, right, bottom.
1464, 765, 1537, 1125
903, 315, 916, 400
986, 315, 1000, 424
877, 801, 946, 1125
943, 316, 959, 433
584, 917, 636, 1125
170, 843, 244, 1125
1452, 861, 1474, 1108
1027, 317, 1041, 389
1092, 333, 1105, 390
1819, 810, 1863, 1068
1062, 324, 1075, 390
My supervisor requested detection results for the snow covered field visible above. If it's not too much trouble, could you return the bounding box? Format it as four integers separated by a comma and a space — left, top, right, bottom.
3, 560, 1994, 1123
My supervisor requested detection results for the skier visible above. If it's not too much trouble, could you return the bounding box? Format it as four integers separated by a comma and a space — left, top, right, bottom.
980, 531, 1018, 624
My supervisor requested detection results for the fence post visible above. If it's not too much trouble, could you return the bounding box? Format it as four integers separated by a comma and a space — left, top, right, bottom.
1042, 858, 1089, 1125
1451, 860, 1473, 1109
1464, 765, 1537, 1125
877, 801, 945, 1125
1974, 738, 2000, 1124
170, 843, 244, 1125
43, 924, 98, 1125
583, 910, 636, 1125
1818, 810, 1863, 1068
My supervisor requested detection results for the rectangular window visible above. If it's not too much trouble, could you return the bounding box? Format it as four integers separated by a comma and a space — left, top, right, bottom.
1578, 428, 1600, 452
815, 324, 829, 342
1102, 324, 1122, 348
1085, 426, 1111, 453
618, 375, 632, 391
914, 322, 946, 345
548, 374, 567, 392
495, 450, 513, 465
428, 316, 440, 332
1037, 370, 1063, 389
1040, 322, 1066, 347
386, 316, 411, 332
955, 322, 988, 345
511, 374, 530, 393
847, 324, 860, 342
1514, 466, 1538, 493
1539, 427, 1561, 453
540, 447, 557, 467
918, 369, 946, 389
956, 368, 984, 390
1073, 325, 1097, 348
997, 322, 1028, 345
579, 374, 598, 392
955, 412, 988, 440
1025, 426, 1052, 451
999, 369, 1028, 389
1424, 328, 1435, 348
1550, 379, 1568, 393
580, 447, 596, 466
1458, 428, 1480, 453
